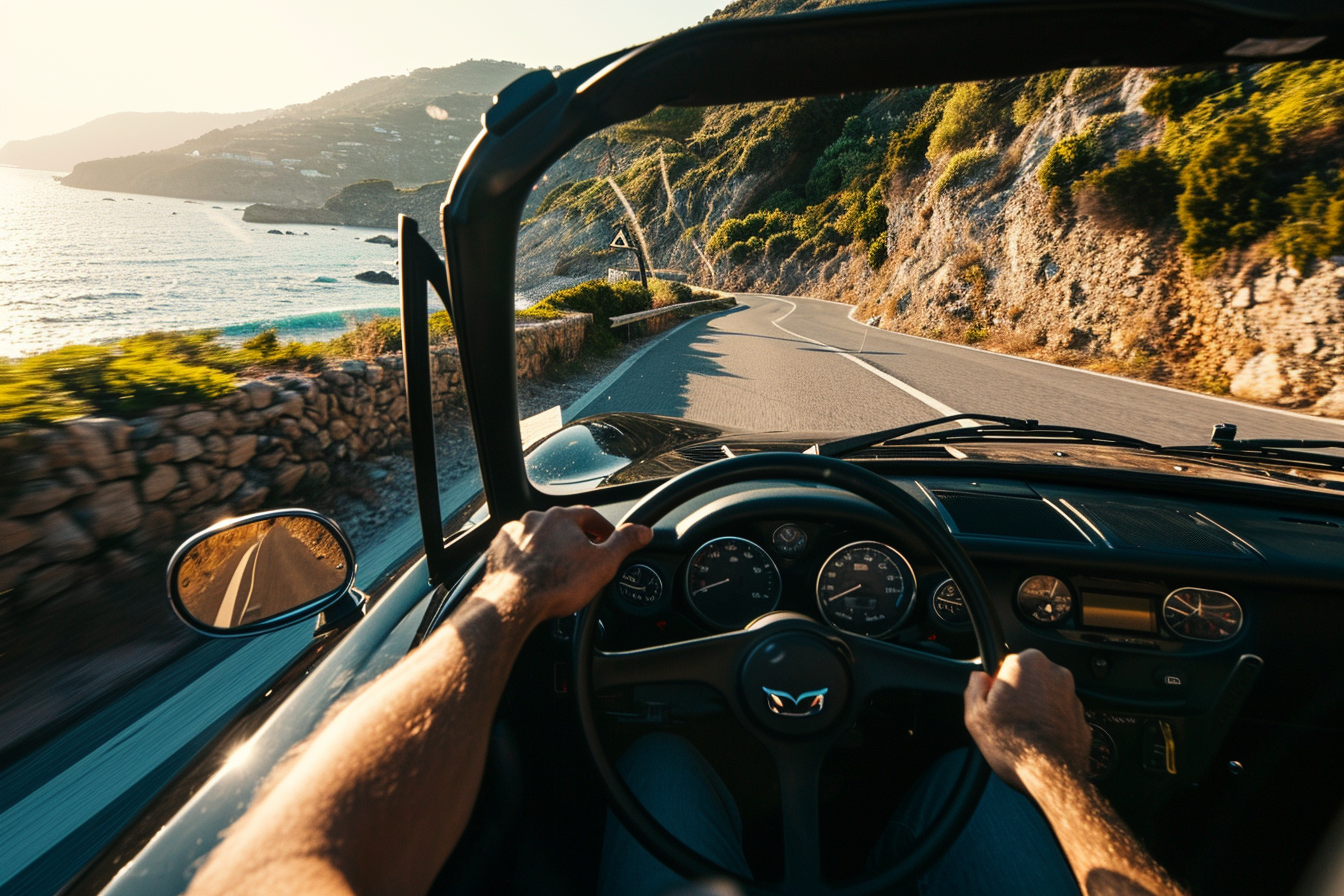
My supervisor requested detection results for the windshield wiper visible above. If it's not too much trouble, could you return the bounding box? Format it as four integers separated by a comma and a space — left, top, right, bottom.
823, 414, 1161, 457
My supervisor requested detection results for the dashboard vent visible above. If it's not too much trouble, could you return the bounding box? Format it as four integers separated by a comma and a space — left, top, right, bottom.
1076, 504, 1249, 555
675, 444, 731, 463
848, 445, 960, 459
932, 491, 1088, 543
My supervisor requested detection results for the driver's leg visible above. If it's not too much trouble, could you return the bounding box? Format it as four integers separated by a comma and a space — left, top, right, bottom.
598, 733, 753, 896
870, 748, 1080, 895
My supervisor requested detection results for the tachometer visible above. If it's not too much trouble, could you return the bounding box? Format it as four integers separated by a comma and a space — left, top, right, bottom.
1017, 575, 1073, 625
614, 564, 664, 610
1162, 587, 1242, 641
816, 541, 916, 638
686, 537, 781, 629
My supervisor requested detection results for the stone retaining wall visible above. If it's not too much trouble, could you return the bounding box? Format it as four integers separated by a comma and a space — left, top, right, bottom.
0, 314, 590, 606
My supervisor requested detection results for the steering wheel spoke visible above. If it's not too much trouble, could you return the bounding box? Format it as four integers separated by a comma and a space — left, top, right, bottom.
769, 741, 828, 895
590, 628, 750, 695
844, 636, 982, 702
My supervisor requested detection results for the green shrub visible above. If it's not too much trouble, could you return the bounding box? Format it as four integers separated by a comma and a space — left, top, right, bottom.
933, 146, 998, 196
1038, 131, 1104, 209
1271, 173, 1344, 271
649, 278, 693, 307
805, 116, 884, 201
1142, 69, 1227, 120
883, 84, 954, 175
615, 106, 706, 144
706, 210, 796, 255
765, 231, 802, 260
1073, 146, 1181, 228
964, 323, 991, 344
867, 239, 888, 270
1177, 111, 1279, 263
1012, 70, 1070, 126
328, 316, 403, 358
1069, 67, 1127, 98
927, 83, 1003, 159
528, 279, 652, 347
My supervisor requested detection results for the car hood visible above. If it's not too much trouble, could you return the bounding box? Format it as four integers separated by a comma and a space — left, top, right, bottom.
524, 412, 1344, 495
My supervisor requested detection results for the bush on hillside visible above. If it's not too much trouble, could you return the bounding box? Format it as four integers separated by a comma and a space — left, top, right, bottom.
867, 239, 888, 270
1073, 146, 1181, 228
927, 83, 1004, 159
933, 147, 998, 196
1178, 111, 1279, 263
1271, 173, 1344, 271
527, 279, 652, 347
706, 210, 797, 256
1141, 69, 1226, 120
1012, 70, 1070, 126
1069, 67, 1127, 98
806, 116, 884, 201
1038, 131, 1104, 210
615, 106, 706, 144
883, 84, 955, 175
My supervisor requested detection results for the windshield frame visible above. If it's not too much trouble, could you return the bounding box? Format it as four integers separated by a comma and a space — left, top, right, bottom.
430, 0, 1344, 527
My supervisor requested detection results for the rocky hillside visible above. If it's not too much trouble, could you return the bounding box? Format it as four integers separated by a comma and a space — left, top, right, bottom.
60, 60, 534, 204
519, 55, 1344, 417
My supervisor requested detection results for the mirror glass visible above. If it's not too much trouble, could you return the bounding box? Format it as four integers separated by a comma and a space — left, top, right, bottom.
173, 514, 352, 631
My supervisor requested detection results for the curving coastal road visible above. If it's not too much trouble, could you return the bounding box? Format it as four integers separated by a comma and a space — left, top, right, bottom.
4, 291, 1343, 895
568, 292, 1344, 445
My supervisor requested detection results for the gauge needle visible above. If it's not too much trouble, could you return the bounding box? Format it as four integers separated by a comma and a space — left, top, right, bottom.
693, 578, 730, 595
827, 583, 863, 602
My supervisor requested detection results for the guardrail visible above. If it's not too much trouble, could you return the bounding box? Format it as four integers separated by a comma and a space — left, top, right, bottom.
609, 296, 735, 327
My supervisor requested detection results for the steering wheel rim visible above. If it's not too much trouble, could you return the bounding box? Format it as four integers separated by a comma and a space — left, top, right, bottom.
575, 453, 1008, 896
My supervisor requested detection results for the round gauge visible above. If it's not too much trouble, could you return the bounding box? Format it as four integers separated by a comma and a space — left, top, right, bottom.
930, 578, 971, 628
816, 541, 917, 638
772, 523, 809, 558
1087, 724, 1117, 781
1017, 575, 1073, 625
615, 564, 664, 610
1162, 587, 1243, 641
686, 537, 781, 629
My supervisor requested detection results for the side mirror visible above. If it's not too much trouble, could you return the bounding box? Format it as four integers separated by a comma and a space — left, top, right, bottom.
168, 509, 362, 637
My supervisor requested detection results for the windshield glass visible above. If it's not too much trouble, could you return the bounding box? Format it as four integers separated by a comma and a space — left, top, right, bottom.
517, 62, 1344, 489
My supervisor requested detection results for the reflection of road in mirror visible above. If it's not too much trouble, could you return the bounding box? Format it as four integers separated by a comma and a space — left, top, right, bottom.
179, 519, 347, 628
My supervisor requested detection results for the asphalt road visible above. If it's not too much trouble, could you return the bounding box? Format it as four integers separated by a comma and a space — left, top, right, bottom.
184, 524, 346, 629
570, 293, 1344, 445
5, 291, 1344, 896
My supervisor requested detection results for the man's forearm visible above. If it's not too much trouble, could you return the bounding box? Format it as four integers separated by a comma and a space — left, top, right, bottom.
189, 572, 542, 896
1019, 754, 1189, 896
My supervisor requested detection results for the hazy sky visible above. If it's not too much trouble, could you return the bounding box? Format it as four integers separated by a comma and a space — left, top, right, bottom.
0, 0, 725, 146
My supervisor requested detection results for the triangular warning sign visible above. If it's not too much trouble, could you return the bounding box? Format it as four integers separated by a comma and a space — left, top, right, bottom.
610, 227, 633, 250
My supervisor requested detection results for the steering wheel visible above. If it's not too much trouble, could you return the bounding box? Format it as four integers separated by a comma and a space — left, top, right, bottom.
574, 453, 1008, 895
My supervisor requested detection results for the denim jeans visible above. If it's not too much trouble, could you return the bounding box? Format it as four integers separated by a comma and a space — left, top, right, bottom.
597, 733, 1080, 896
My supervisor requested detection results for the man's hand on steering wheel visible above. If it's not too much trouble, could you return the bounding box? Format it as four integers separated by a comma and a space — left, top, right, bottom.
963, 648, 1091, 792
485, 506, 653, 620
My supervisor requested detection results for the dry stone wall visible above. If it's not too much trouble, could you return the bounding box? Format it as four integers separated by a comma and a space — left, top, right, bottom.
0, 314, 589, 607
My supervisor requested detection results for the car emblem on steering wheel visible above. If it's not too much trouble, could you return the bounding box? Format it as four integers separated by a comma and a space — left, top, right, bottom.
762, 687, 828, 717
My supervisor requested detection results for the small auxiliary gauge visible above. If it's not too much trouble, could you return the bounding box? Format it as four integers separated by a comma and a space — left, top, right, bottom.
1017, 575, 1073, 624
772, 523, 808, 558
615, 564, 664, 610
1163, 587, 1243, 641
929, 578, 971, 627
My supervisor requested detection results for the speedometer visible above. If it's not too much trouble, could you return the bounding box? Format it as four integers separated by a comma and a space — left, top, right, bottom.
686, 537, 781, 629
816, 541, 916, 638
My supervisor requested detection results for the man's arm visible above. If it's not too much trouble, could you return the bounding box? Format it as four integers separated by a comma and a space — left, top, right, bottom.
964, 649, 1189, 896
188, 506, 651, 896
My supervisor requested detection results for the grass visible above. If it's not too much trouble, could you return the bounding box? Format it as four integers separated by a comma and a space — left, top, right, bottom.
0, 298, 587, 426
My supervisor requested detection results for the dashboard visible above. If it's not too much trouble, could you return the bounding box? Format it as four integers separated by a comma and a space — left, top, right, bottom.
588, 474, 1344, 796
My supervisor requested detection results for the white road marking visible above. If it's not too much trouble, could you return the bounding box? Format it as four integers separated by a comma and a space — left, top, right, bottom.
761, 295, 978, 427
838, 298, 1344, 430
0, 628, 311, 889
214, 541, 260, 628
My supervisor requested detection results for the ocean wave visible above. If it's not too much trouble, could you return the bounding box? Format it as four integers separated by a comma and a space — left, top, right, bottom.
70, 291, 143, 301
219, 307, 401, 336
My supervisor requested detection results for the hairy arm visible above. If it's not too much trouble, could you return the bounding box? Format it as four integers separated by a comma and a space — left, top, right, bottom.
964, 650, 1190, 896
188, 507, 651, 896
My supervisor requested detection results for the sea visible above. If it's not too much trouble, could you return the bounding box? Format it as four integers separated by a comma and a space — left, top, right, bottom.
0, 165, 447, 358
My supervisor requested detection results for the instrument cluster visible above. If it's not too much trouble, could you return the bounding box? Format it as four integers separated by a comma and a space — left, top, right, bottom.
608, 520, 959, 642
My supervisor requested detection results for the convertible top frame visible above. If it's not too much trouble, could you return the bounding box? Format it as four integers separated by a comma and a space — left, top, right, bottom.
417, 0, 1344, 571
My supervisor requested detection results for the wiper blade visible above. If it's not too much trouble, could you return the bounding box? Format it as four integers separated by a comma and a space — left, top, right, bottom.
823, 414, 1160, 457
